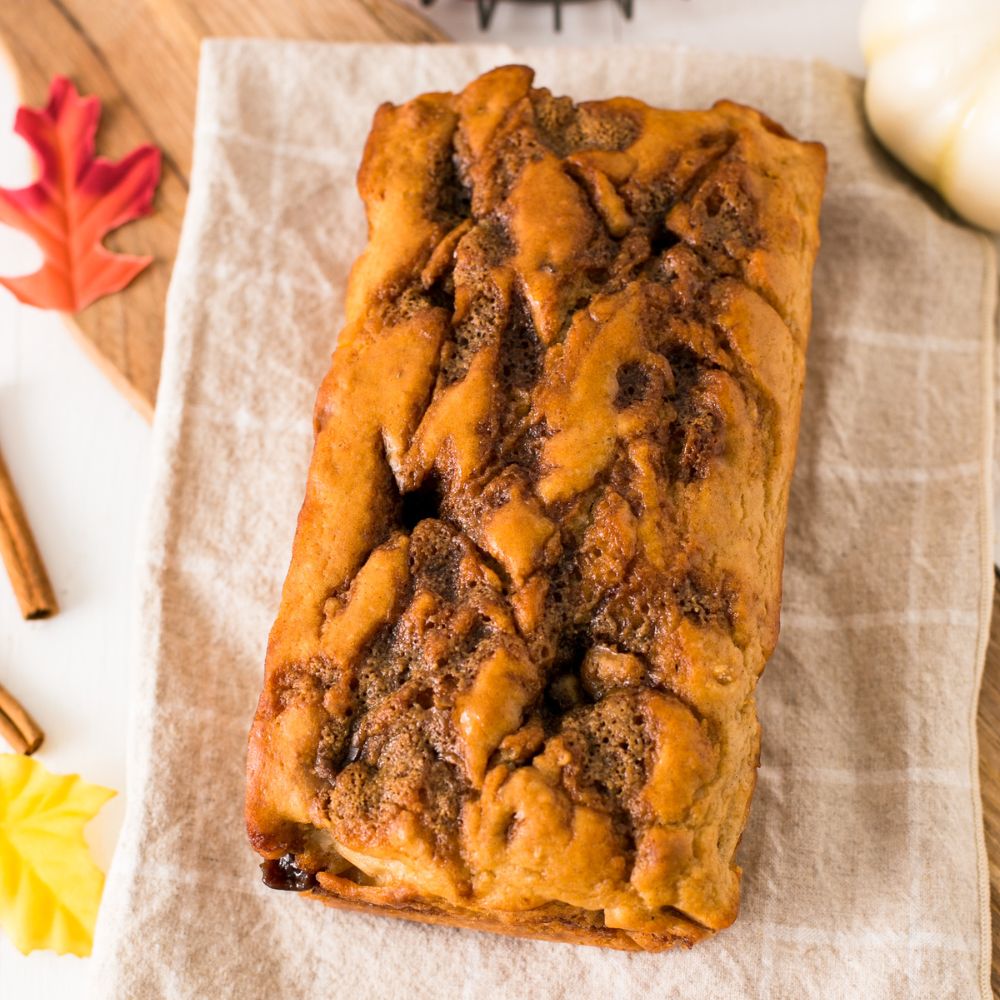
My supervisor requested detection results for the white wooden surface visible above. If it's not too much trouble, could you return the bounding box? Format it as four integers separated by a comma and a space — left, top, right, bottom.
0, 70, 150, 993
0, 2, 866, 996
420, 0, 865, 74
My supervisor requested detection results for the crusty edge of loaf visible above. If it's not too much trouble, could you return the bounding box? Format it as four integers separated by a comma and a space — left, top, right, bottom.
304, 880, 712, 952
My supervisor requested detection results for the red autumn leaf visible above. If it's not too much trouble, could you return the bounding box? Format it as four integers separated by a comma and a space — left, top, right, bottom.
0, 76, 161, 313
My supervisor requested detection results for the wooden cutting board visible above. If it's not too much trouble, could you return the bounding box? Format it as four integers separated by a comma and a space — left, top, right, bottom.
0, 0, 446, 419
982, 582, 1000, 997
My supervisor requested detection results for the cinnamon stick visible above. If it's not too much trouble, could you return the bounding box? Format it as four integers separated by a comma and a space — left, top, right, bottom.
0, 682, 44, 755
0, 445, 57, 619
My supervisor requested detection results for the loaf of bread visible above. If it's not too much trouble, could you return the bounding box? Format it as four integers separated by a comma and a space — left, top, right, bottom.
246, 65, 825, 951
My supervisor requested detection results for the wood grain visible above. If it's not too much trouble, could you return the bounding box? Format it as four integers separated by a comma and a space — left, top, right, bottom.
982, 573, 1000, 998
0, 0, 446, 418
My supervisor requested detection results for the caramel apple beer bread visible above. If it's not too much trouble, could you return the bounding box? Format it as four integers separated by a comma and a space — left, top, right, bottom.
246, 65, 826, 952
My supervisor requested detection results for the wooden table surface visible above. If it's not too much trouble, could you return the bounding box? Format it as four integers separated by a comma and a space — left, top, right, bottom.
0, 2, 995, 994
982, 577, 1000, 997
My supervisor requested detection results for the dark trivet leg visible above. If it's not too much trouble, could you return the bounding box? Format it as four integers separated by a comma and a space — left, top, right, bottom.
478, 0, 500, 29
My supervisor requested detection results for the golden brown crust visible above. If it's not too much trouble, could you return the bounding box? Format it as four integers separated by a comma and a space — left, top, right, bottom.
306, 877, 709, 952
246, 65, 826, 951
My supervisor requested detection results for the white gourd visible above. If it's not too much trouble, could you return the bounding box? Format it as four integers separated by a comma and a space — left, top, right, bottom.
861, 0, 1000, 231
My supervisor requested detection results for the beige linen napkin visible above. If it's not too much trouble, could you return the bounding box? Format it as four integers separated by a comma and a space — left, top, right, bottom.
89, 41, 996, 999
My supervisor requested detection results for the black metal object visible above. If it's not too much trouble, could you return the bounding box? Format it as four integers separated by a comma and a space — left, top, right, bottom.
421, 0, 635, 33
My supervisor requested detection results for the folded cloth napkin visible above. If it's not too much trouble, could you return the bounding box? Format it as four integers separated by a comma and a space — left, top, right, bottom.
89, 41, 996, 1000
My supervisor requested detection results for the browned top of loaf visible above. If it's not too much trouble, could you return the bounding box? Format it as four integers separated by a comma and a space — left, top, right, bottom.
246, 65, 826, 951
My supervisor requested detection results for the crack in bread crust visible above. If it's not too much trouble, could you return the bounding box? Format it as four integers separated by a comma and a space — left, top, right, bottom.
245, 65, 826, 951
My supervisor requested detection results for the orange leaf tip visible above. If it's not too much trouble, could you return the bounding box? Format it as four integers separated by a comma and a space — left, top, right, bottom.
0, 75, 162, 313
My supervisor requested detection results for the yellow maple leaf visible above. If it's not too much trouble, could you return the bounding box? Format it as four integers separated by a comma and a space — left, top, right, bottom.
0, 754, 116, 956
